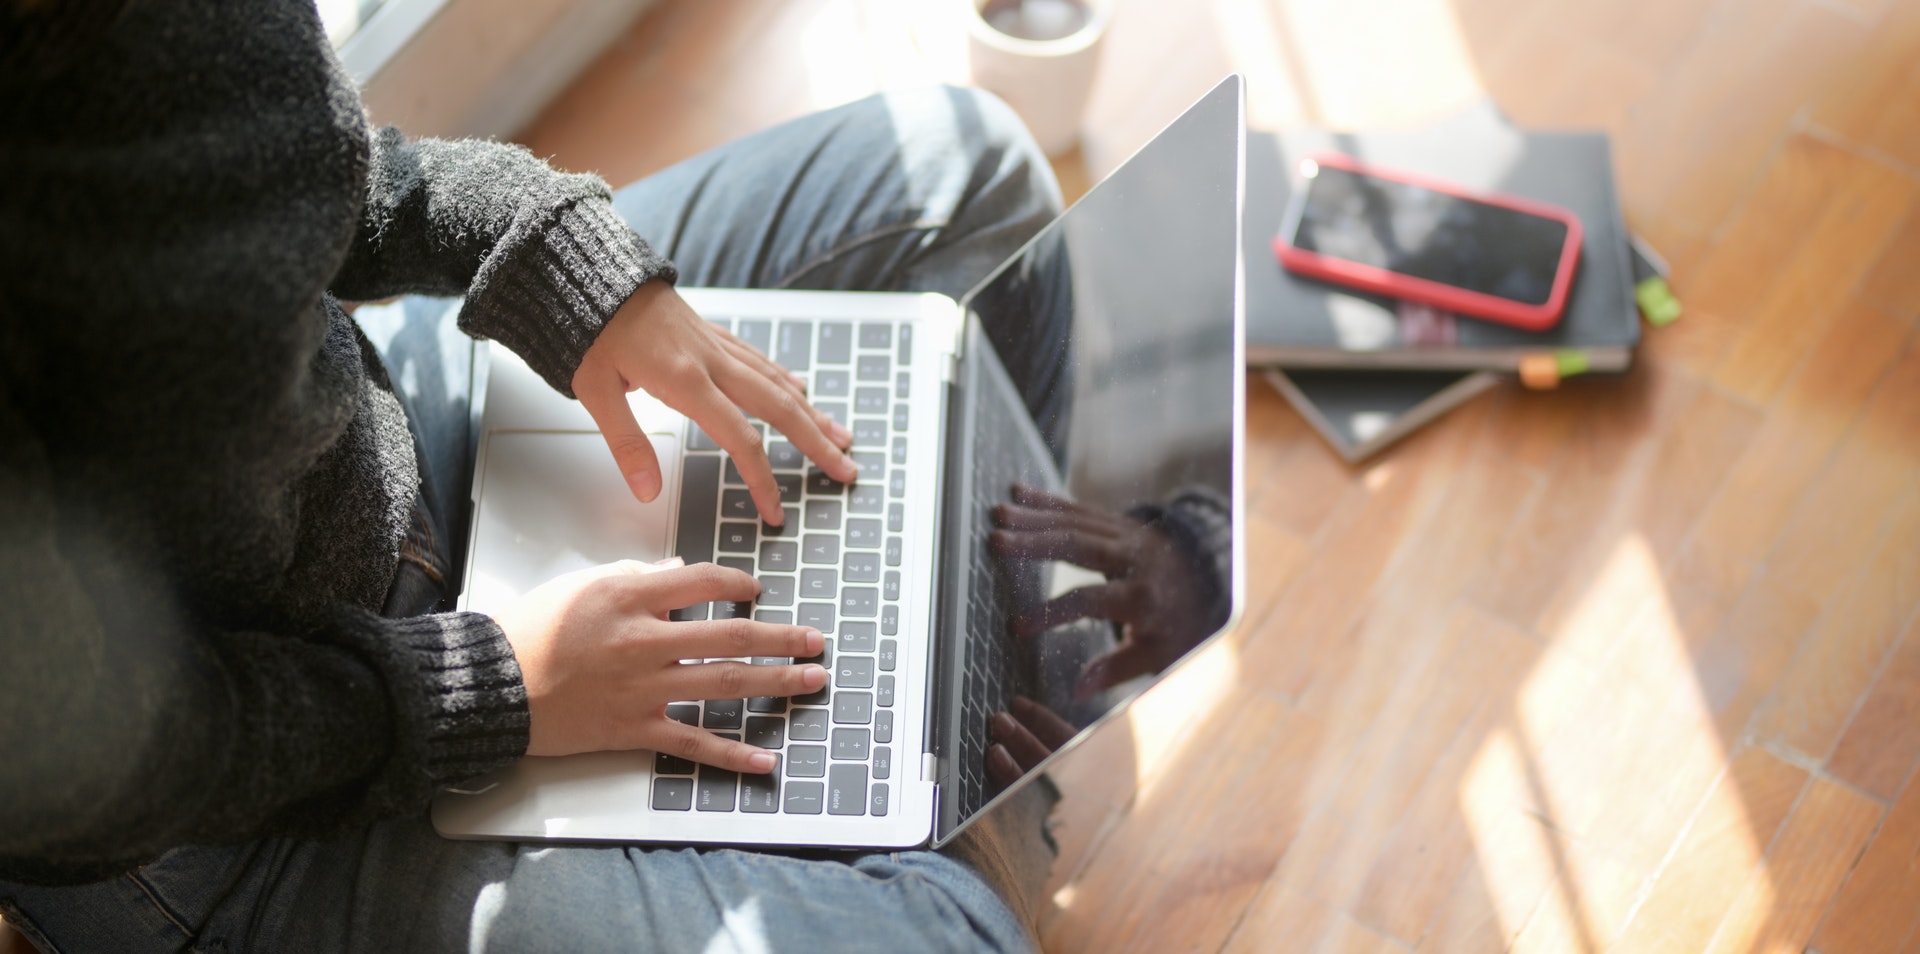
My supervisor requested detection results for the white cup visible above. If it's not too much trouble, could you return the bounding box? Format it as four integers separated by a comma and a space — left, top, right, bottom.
966, 0, 1110, 157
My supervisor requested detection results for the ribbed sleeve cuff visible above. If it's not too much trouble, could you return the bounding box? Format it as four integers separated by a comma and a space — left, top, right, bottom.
384, 611, 530, 787
459, 199, 678, 397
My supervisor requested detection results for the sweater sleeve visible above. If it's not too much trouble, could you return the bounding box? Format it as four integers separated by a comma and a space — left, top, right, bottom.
330, 126, 678, 396
0, 388, 530, 885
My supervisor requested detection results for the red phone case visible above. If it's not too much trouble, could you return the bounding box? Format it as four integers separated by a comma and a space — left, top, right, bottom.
1272, 152, 1584, 332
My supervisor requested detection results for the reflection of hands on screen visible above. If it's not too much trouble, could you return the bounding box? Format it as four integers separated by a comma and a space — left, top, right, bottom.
990, 483, 1217, 702
986, 695, 1079, 789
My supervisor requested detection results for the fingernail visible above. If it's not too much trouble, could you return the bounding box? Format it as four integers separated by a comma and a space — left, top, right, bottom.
803, 664, 828, 689
788, 372, 808, 390
841, 454, 861, 477
654, 556, 685, 568
990, 712, 1016, 737
748, 751, 777, 773
625, 469, 660, 502
804, 628, 824, 653
828, 421, 853, 445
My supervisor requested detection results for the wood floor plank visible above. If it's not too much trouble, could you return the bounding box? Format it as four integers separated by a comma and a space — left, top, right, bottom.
1040, 690, 1327, 954
1680, 298, 1912, 598
1857, 208, 1920, 325
1702, 775, 1885, 954
1827, 618, 1920, 800
1813, 766, 1920, 954
1709, 150, 1918, 405
1608, 745, 1810, 953
1810, 0, 1920, 144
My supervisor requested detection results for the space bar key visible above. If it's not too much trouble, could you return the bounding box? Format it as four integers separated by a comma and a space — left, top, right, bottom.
675, 454, 722, 566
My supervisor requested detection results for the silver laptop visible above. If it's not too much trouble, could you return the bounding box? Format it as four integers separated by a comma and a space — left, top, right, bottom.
433, 75, 1247, 850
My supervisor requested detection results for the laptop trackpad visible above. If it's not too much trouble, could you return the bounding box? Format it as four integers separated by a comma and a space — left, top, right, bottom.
462, 430, 681, 616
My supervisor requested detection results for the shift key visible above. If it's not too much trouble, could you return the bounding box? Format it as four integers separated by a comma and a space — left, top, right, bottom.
675, 455, 722, 565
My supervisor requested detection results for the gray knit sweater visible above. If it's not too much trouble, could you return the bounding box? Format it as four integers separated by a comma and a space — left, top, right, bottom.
0, 0, 675, 883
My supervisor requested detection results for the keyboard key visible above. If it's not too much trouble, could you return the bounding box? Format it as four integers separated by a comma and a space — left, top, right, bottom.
720, 556, 754, 575
670, 604, 711, 622
881, 604, 898, 636
696, 766, 737, 812
878, 640, 897, 672
846, 520, 882, 548
892, 404, 908, 431
800, 568, 837, 601
871, 782, 889, 817
785, 744, 826, 777
666, 704, 701, 726
841, 587, 878, 618
836, 655, 874, 688
887, 502, 904, 532
768, 442, 805, 470
891, 436, 907, 465
745, 716, 785, 749
724, 458, 745, 486
854, 387, 889, 414
859, 323, 893, 350
874, 709, 893, 744
790, 708, 829, 741
776, 321, 812, 371
895, 371, 911, 400
718, 523, 758, 553
885, 536, 902, 567
758, 575, 795, 606
857, 354, 890, 382
761, 540, 799, 572
713, 599, 752, 619
804, 499, 842, 530
852, 450, 886, 472
772, 472, 804, 502
897, 324, 912, 363
654, 751, 695, 775
703, 699, 744, 730
803, 535, 840, 565
828, 764, 867, 815
817, 401, 848, 427
652, 777, 694, 811
850, 485, 884, 514
889, 469, 906, 498
752, 609, 793, 625
819, 322, 854, 365
873, 745, 892, 779
738, 319, 772, 355
852, 419, 887, 448
747, 694, 787, 714
720, 489, 755, 521
883, 571, 900, 602
844, 551, 880, 584
876, 675, 894, 708
840, 621, 877, 653
798, 602, 835, 634
806, 469, 847, 496
832, 727, 871, 761
762, 506, 800, 537
784, 780, 824, 814
675, 455, 722, 565
688, 426, 722, 451
815, 369, 850, 396
833, 691, 873, 725
741, 769, 780, 813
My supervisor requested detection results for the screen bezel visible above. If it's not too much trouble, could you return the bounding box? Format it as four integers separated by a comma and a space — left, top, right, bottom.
1274, 151, 1584, 332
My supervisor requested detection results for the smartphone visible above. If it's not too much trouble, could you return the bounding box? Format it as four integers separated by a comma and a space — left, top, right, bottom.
1272, 152, 1584, 331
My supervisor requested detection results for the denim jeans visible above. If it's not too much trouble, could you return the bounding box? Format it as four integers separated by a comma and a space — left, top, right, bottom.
1, 86, 1064, 953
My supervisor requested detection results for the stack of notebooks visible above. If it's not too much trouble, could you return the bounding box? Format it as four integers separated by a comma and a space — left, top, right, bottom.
1246, 102, 1652, 462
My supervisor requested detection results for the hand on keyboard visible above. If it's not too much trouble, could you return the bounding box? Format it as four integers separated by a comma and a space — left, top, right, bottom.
493, 556, 829, 771
989, 484, 1216, 701
572, 281, 860, 524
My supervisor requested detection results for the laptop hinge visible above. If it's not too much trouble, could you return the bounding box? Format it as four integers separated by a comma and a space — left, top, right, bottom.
921, 753, 938, 783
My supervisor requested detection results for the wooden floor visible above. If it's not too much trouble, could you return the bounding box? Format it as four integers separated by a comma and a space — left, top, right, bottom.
508, 1, 1920, 950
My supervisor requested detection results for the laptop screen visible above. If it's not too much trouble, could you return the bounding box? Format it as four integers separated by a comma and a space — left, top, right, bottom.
935, 76, 1245, 842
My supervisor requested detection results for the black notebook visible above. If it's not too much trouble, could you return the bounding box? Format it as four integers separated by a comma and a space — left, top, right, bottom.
1245, 103, 1640, 371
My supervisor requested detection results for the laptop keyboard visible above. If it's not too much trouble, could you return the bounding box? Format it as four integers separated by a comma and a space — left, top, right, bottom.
651, 316, 914, 818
